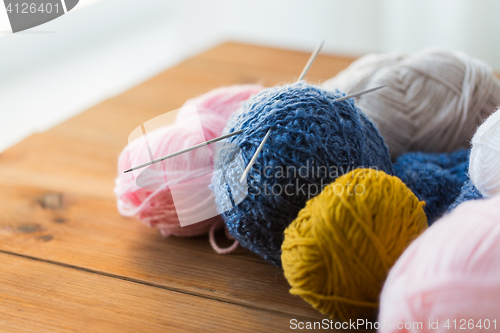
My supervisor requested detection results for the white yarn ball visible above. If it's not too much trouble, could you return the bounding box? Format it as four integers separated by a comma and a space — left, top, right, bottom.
322, 48, 500, 158
469, 108, 500, 198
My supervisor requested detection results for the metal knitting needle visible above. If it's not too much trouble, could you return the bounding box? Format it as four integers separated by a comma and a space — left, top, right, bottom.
238, 82, 387, 182
297, 40, 324, 81
239, 129, 271, 182
334, 84, 387, 102
238, 40, 324, 183
124, 129, 243, 173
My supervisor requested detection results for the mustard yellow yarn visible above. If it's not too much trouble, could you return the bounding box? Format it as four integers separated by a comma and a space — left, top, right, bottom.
281, 168, 427, 322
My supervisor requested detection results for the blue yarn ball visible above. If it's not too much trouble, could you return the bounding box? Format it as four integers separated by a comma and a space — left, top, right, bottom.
393, 149, 469, 225
211, 82, 394, 265
448, 179, 483, 212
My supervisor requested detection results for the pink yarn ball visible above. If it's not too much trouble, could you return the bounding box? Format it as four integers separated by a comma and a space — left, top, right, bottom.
114, 85, 263, 237
378, 195, 500, 333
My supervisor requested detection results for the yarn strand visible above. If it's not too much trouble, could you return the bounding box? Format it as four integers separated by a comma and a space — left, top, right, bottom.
209, 223, 239, 254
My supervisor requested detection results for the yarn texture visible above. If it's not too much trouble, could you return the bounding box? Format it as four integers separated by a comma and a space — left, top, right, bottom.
212, 82, 394, 265
469, 108, 500, 198
281, 169, 427, 322
448, 179, 483, 212
322, 48, 500, 158
115, 85, 262, 237
379, 195, 500, 333
393, 149, 469, 224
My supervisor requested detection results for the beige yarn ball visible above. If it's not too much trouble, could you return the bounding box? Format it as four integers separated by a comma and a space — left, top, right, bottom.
322, 48, 500, 158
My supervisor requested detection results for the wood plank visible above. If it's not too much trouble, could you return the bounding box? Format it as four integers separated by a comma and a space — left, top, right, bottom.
196, 42, 355, 82
0, 182, 328, 320
107, 42, 354, 113
0, 131, 121, 202
0, 252, 309, 333
105, 65, 263, 115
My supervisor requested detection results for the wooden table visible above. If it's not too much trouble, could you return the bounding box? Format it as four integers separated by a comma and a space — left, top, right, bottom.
0, 42, 357, 332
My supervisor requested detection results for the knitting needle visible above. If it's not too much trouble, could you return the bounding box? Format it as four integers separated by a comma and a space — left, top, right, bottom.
238, 84, 388, 183
238, 40, 325, 183
335, 84, 387, 102
298, 40, 324, 81
239, 128, 271, 182
124, 129, 243, 173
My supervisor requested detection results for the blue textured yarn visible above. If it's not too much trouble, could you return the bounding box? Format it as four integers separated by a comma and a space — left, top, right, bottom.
211, 82, 394, 266
393, 149, 469, 225
447, 179, 483, 212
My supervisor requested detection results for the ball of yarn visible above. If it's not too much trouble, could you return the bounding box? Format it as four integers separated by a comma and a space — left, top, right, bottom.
322, 48, 500, 158
282, 169, 427, 322
212, 82, 394, 265
393, 149, 469, 224
378, 195, 500, 333
115, 84, 263, 237
469, 108, 500, 198
448, 179, 483, 212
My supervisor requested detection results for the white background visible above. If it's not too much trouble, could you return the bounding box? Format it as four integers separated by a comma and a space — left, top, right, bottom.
0, 0, 499, 152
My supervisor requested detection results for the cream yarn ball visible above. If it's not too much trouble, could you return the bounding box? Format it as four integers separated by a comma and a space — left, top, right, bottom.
469, 108, 500, 198
322, 48, 500, 158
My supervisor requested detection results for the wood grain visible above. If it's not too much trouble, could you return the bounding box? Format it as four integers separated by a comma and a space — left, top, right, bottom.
0, 42, 359, 331
0, 252, 304, 333
108, 42, 354, 113
0, 182, 327, 320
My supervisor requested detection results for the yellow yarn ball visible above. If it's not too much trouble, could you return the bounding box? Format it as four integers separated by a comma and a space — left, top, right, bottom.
281, 168, 427, 322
